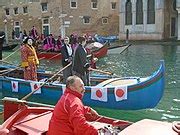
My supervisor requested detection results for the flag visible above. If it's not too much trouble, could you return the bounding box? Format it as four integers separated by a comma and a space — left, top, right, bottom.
11, 81, 18, 92
91, 87, 108, 102
30, 82, 41, 94
114, 86, 127, 101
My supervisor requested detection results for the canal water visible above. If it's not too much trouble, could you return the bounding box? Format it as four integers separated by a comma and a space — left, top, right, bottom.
1, 42, 180, 123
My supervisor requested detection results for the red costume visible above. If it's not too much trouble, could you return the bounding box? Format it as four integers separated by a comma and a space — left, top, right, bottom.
21, 44, 39, 81
48, 88, 98, 135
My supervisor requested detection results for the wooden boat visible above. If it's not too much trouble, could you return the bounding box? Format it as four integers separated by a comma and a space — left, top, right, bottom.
0, 97, 178, 135
0, 60, 165, 110
94, 35, 119, 43
108, 44, 131, 54
37, 42, 108, 60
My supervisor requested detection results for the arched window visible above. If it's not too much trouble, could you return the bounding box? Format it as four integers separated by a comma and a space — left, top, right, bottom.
136, 0, 143, 24
147, 0, 155, 24
125, 0, 132, 25
173, 0, 176, 11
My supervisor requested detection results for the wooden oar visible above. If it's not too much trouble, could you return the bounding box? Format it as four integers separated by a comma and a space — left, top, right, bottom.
2, 47, 20, 61
0, 66, 21, 76
21, 62, 72, 100
48, 53, 60, 61
119, 44, 131, 54
89, 67, 113, 75
0, 60, 18, 66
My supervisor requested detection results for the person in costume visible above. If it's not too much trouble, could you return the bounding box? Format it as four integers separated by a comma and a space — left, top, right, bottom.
30, 26, 38, 40
21, 37, 39, 81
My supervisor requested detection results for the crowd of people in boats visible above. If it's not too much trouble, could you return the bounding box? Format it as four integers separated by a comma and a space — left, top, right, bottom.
20, 26, 98, 86
13, 26, 98, 52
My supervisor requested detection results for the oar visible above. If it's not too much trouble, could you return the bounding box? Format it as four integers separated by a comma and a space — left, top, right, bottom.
89, 67, 113, 75
2, 47, 20, 61
0, 66, 21, 76
21, 62, 72, 100
48, 53, 60, 61
119, 44, 132, 54
0, 60, 18, 66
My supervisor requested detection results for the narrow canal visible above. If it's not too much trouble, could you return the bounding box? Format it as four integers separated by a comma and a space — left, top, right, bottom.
1, 42, 180, 122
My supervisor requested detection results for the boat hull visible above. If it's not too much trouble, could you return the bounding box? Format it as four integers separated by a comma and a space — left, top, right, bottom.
0, 97, 131, 134
37, 43, 108, 60
0, 97, 178, 135
108, 44, 131, 54
0, 61, 165, 110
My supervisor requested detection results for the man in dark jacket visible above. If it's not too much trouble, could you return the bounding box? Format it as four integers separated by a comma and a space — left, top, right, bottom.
61, 36, 73, 83
0, 31, 5, 60
72, 36, 90, 85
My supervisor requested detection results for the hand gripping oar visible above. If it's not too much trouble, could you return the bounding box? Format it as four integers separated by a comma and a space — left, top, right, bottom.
21, 62, 72, 100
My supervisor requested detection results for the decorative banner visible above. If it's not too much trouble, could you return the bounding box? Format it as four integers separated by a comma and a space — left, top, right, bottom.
62, 85, 66, 94
114, 86, 127, 101
30, 82, 41, 94
91, 87, 107, 102
11, 81, 18, 92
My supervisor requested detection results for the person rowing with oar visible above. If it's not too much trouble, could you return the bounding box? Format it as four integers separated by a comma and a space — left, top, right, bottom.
20, 37, 39, 81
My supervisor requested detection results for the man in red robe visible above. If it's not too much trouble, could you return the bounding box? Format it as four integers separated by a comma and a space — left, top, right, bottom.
21, 37, 39, 81
48, 75, 99, 135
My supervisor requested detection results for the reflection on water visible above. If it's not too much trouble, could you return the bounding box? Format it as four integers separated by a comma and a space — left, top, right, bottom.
1, 43, 180, 122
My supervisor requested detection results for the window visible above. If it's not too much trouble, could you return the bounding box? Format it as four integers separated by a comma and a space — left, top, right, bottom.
136, 0, 143, 24
14, 7, 18, 15
173, 0, 176, 11
102, 17, 108, 24
70, 0, 77, 8
23, 6, 28, 14
83, 16, 90, 24
14, 21, 21, 38
42, 18, 50, 37
5, 8, 10, 15
43, 18, 49, 24
125, 0, 132, 25
41, 3, 48, 12
111, 2, 116, 10
147, 0, 155, 24
91, 0, 97, 9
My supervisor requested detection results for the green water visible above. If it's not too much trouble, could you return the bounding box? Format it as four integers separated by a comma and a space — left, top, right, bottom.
1, 42, 180, 123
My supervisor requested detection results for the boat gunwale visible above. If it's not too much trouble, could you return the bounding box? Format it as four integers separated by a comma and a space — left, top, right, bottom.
1, 60, 165, 94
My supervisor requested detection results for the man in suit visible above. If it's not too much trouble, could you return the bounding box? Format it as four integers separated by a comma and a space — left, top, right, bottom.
61, 36, 73, 83
0, 31, 5, 60
72, 36, 90, 85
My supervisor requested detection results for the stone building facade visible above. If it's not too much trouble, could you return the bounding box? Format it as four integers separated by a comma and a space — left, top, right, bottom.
0, 0, 119, 39
119, 0, 178, 40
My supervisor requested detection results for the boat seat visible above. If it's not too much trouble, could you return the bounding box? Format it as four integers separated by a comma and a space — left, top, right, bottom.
96, 78, 138, 87
13, 111, 52, 134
